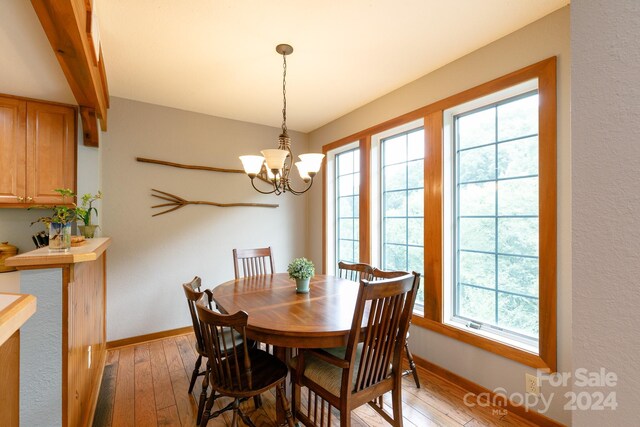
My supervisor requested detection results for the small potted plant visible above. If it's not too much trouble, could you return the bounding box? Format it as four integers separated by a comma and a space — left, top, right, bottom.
31, 188, 77, 252
287, 257, 315, 293
76, 191, 102, 238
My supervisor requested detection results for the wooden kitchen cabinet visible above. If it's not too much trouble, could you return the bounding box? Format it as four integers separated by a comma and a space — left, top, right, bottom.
0, 95, 76, 207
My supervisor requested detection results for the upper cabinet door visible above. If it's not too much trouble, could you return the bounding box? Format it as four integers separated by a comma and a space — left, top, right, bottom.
0, 97, 27, 204
26, 102, 76, 205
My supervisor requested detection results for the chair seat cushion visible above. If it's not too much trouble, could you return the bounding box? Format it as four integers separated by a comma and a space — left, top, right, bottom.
289, 344, 363, 396
213, 349, 288, 396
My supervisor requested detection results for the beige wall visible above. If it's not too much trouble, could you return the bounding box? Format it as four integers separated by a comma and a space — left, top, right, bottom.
306, 7, 571, 424
572, 1, 640, 425
102, 97, 309, 341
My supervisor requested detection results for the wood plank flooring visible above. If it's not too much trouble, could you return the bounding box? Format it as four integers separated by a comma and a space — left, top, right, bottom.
93, 333, 538, 427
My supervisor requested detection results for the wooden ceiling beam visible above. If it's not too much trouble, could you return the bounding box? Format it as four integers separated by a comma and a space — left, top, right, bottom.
31, 0, 109, 146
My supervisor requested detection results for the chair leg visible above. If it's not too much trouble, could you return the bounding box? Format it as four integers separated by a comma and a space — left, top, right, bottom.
200, 382, 217, 427
231, 399, 239, 427
277, 382, 296, 427
253, 394, 262, 409
404, 340, 421, 388
197, 368, 210, 424
189, 354, 202, 393
391, 380, 403, 427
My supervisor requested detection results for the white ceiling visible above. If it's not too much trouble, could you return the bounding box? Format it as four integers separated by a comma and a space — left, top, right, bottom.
98, 0, 568, 133
0, 1, 569, 134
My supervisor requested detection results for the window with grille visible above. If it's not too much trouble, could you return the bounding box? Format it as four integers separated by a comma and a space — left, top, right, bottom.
335, 148, 360, 264
380, 127, 425, 306
449, 89, 540, 347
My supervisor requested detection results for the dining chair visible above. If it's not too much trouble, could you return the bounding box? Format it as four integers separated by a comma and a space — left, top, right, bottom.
371, 268, 421, 388
233, 247, 275, 278
289, 272, 420, 427
196, 303, 296, 427
182, 277, 211, 423
182, 277, 250, 423
337, 261, 374, 282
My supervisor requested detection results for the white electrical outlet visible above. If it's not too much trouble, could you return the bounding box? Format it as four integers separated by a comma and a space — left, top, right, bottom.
525, 373, 540, 395
88, 345, 92, 369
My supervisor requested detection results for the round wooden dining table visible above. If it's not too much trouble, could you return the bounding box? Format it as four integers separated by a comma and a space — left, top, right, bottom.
210, 273, 361, 349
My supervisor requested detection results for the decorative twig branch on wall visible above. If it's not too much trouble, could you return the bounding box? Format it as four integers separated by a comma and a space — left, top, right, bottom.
150, 189, 279, 217
136, 157, 270, 183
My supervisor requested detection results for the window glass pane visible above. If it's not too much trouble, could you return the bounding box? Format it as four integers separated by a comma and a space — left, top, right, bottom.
384, 191, 406, 217
498, 178, 538, 216
383, 163, 406, 191
339, 174, 354, 196
353, 172, 360, 196
339, 240, 354, 262
497, 293, 538, 338
458, 108, 496, 149
408, 246, 423, 274
498, 136, 538, 178
459, 218, 495, 252
459, 182, 495, 216
407, 189, 423, 216
338, 197, 353, 218
498, 218, 538, 256
459, 145, 496, 183
339, 219, 354, 240
383, 134, 407, 165
384, 244, 407, 271
407, 160, 423, 188
353, 149, 360, 173
459, 251, 495, 289
498, 255, 538, 297
408, 219, 423, 246
458, 285, 495, 325
384, 218, 407, 244
497, 94, 538, 141
338, 151, 354, 175
407, 130, 424, 160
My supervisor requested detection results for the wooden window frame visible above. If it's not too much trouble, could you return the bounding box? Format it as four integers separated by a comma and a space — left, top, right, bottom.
322, 57, 557, 371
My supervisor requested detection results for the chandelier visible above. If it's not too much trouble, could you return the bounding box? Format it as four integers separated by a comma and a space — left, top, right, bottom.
239, 44, 324, 195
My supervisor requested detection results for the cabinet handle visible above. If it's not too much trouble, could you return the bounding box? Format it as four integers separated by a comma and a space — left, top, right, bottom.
26, 197, 33, 202
17, 196, 24, 202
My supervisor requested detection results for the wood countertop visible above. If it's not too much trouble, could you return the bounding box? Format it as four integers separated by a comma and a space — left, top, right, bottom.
5, 237, 111, 269
0, 293, 36, 346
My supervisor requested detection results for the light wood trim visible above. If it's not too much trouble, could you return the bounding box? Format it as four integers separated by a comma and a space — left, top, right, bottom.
537, 57, 558, 372
411, 353, 565, 427
0, 330, 20, 427
423, 111, 443, 322
5, 237, 111, 268
79, 106, 99, 147
0, 294, 36, 346
358, 136, 371, 264
31, 0, 109, 145
106, 326, 194, 350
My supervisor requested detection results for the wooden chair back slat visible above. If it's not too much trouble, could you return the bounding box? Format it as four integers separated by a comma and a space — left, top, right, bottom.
182, 276, 208, 354
347, 272, 419, 394
233, 247, 275, 279
337, 261, 374, 282
196, 305, 251, 392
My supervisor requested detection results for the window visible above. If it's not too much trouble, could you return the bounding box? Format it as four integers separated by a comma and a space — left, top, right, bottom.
323, 57, 556, 370
445, 85, 540, 351
336, 148, 360, 263
380, 127, 425, 306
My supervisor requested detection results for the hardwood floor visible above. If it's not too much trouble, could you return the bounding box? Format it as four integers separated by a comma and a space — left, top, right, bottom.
93, 333, 538, 427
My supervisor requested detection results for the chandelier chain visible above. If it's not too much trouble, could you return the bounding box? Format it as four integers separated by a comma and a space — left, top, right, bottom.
281, 52, 287, 135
